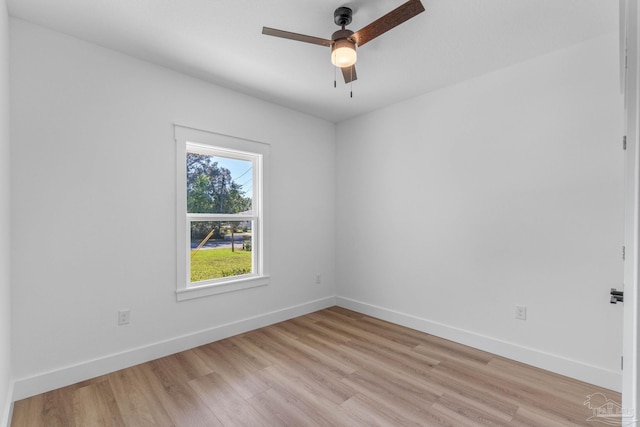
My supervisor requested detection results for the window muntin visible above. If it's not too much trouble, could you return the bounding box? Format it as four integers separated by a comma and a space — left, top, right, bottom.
175, 126, 269, 300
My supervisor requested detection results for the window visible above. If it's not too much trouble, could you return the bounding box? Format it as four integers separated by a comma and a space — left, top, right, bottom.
175, 126, 269, 300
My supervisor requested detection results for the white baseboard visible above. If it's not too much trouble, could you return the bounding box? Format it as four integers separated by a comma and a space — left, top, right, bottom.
336, 296, 622, 392
1, 381, 13, 427
12, 296, 336, 401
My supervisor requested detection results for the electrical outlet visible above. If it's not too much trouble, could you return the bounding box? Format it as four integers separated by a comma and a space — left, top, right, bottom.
315, 274, 321, 284
118, 309, 130, 325
515, 305, 527, 320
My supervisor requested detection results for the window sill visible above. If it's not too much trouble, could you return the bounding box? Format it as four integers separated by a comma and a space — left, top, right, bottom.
176, 275, 270, 301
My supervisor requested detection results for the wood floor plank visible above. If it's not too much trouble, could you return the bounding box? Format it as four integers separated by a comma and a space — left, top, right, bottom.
11, 307, 621, 427
431, 393, 514, 426
191, 341, 271, 400
40, 389, 77, 427
429, 401, 504, 427
165, 349, 214, 382
248, 384, 355, 426
307, 331, 448, 396
259, 363, 355, 406
71, 382, 125, 427
342, 369, 441, 414
10, 394, 46, 427
218, 335, 273, 371
417, 368, 520, 421
341, 375, 453, 427
431, 359, 597, 425
257, 366, 361, 425
418, 334, 496, 364
248, 387, 315, 426
442, 390, 515, 422
137, 358, 222, 426
312, 315, 442, 371
189, 372, 273, 427
291, 318, 354, 344
340, 393, 427, 427
349, 316, 435, 348
510, 404, 592, 427
267, 317, 315, 339
326, 306, 366, 319
268, 323, 357, 376
244, 328, 348, 383
413, 341, 494, 366
345, 337, 440, 378
487, 356, 608, 403
107, 365, 175, 426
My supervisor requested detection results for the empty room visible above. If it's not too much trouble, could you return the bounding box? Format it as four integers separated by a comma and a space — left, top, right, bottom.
1, 0, 640, 425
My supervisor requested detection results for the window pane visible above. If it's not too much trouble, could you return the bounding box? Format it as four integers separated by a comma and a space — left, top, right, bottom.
186, 152, 252, 214
190, 220, 253, 283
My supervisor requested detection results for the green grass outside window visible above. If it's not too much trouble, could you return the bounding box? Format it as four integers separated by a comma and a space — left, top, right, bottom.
190, 248, 252, 282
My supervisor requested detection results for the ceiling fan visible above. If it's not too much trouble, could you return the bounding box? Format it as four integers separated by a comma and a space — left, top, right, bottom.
262, 0, 425, 84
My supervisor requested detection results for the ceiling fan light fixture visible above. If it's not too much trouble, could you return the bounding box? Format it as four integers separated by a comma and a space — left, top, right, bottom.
331, 39, 357, 67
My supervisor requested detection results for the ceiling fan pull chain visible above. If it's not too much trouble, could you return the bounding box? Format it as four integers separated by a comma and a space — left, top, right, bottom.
334, 66, 337, 88
350, 68, 353, 98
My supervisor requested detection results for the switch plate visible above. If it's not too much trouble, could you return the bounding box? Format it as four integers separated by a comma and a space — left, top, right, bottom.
118, 309, 130, 325
515, 305, 527, 320
315, 274, 321, 284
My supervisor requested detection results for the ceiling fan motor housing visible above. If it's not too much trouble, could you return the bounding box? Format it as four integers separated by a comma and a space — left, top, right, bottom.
331, 28, 355, 42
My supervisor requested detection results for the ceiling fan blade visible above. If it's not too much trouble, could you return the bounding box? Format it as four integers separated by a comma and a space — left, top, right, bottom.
262, 27, 332, 47
342, 65, 357, 83
352, 0, 425, 47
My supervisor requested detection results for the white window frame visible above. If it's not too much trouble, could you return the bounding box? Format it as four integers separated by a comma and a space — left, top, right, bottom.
175, 125, 270, 301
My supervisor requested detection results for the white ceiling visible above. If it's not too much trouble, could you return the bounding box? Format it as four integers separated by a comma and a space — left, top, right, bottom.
7, 0, 618, 123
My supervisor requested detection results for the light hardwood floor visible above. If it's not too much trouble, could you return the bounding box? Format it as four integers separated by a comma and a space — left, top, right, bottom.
11, 307, 620, 426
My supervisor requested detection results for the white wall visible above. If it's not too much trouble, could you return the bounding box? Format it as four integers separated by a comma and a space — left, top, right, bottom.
0, 0, 12, 424
336, 32, 624, 391
9, 18, 336, 399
